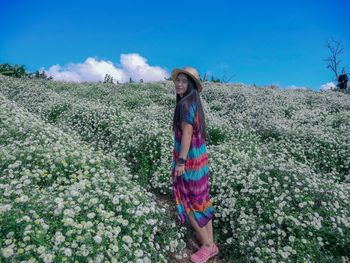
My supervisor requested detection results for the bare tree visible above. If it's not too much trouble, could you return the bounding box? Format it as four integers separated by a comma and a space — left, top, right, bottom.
221, 69, 235, 83
104, 74, 114, 83
201, 72, 208, 82
323, 38, 344, 81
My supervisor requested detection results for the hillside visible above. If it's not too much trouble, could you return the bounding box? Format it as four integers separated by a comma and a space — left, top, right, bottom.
1, 76, 350, 262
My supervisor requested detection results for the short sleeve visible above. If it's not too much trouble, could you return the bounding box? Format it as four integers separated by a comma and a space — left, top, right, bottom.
182, 101, 197, 127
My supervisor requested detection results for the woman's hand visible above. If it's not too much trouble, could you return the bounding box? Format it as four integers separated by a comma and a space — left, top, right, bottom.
175, 164, 185, 177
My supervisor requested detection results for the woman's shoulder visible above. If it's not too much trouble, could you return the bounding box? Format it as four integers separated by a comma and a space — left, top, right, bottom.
181, 99, 197, 109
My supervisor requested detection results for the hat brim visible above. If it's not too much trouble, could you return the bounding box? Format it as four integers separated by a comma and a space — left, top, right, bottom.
171, 68, 203, 93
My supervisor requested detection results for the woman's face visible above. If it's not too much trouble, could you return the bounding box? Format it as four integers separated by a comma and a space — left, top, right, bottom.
175, 73, 189, 97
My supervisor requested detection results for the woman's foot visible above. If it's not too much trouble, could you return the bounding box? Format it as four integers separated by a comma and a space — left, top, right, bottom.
194, 233, 218, 248
190, 243, 219, 263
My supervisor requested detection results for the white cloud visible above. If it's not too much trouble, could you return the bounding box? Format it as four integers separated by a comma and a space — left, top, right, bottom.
119, 53, 169, 82
41, 53, 170, 83
320, 82, 336, 91
285, 85, 309, 90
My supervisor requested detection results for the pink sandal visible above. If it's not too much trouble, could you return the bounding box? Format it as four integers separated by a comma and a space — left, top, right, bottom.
190, 243, 219, 263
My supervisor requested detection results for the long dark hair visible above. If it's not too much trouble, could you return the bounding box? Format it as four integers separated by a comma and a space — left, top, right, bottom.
172, 73, 207, 140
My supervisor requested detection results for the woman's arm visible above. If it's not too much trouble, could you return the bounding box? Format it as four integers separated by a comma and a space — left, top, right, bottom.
178, 122, 193, 161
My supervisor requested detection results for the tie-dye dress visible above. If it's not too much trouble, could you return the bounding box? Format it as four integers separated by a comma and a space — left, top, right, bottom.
171, 99, 215, 228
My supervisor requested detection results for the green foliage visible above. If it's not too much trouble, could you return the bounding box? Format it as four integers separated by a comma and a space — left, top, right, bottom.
0, 62, 52, 80
45, 102, 72, 123
207, 126, 228, 145
211, 75, 221, 83
34, 70, 51, 79
0, 63, 26, 78
125, 135, 163, 190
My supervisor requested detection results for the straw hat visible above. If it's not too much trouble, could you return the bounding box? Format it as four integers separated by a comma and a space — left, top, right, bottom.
171, 66, 203, 93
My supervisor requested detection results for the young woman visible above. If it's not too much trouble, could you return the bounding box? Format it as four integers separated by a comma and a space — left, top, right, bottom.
171, 66, 219, 263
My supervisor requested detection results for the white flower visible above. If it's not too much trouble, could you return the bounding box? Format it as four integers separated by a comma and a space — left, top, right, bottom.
2, 246, 14, 258
20, 195, 29, 202
277, 216, 283, 224
37, 246, 46, 254
0, 204, 12, 213
43, 253, 53, 263
85, 221, 93, 228
94, 235, 102, 244
134, 249, 144, 257
54, 197, 64, 204
281, 251, 289, 259
121, 219, 129, 226
64, 248, 72, 257
87, 212, 96, 219
122, 235, 133, 244
112, 244, 119, 252
135, 210, 143, 216
283, 246, 292, 252
22, 215, 31, 222
63, 209, 75, 217
54, 208, 62, 215
239, 218, 247, 225
55, 233, 65, 244
89, 198, 98, 206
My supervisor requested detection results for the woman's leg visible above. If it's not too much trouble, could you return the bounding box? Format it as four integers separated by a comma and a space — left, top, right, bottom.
187, 212, 213, 247
205, 218, 214, 244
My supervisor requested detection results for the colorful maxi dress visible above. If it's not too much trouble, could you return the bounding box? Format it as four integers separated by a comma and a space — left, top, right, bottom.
171, 99, 215, 228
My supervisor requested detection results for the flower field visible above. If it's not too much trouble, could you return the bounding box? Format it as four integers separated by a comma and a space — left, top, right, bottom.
1, 76, 349, 262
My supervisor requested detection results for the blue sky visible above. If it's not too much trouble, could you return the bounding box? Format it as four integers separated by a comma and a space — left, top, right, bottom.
1, 0, 349, 91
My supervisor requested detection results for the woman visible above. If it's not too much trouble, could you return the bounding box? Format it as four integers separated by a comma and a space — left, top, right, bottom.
171, 66, 219, 263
